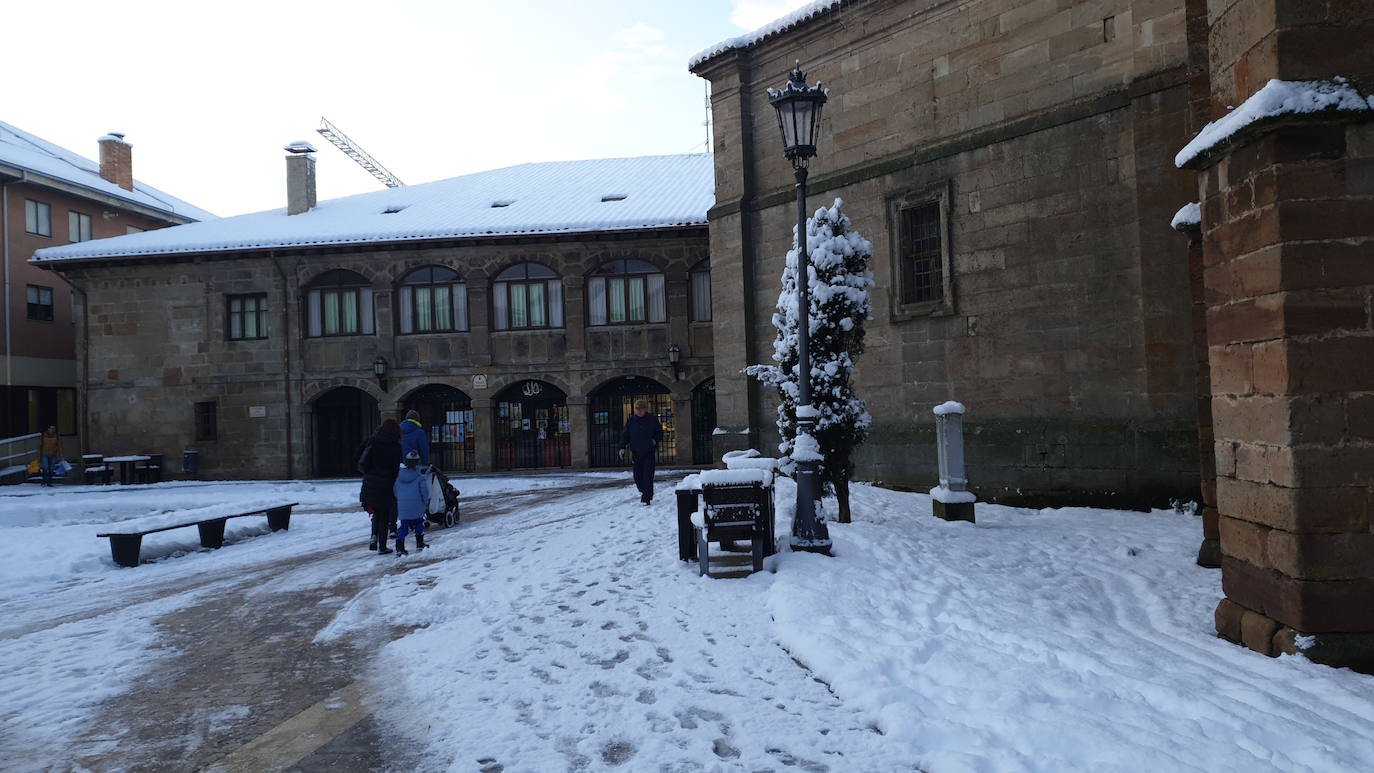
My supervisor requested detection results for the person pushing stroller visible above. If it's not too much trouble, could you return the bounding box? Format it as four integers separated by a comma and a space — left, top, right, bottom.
393, 450, 429, 555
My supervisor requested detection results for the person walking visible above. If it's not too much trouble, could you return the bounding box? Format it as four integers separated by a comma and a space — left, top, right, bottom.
400, 410, 430, 468
393, 450, 430, 556
358, 418, 403, 555
619, 400, 663, 505
38, 425, 62, 488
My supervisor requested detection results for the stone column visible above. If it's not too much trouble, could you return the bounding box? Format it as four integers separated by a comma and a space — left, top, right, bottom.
567, 394, 590, 469
1182, 1, 1374, 673
467, 280, 492, 368
563, 276, 586, 363
472, 398, 494, 473
1174, 215, 1219, 567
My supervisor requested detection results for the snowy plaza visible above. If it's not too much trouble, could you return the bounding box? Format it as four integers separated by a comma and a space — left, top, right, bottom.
3, 472, 1373, 772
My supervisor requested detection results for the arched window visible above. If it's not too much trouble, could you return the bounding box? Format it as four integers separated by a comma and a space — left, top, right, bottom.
492, 263, 563, 330
398, 266, 468, 334
587, 259, 665, 326
689, 258, 711, 322
306, 269, 374, 337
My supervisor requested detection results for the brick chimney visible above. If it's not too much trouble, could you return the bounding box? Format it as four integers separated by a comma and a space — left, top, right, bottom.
98, 133, 134, 191
284, 141, 317, 215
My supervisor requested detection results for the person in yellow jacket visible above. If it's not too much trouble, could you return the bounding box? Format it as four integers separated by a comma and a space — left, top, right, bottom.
38, 425, 62, 487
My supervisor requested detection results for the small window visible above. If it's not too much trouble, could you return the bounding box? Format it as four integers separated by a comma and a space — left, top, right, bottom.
889, 185, 954, 319
126, 226, 145, 235
26, 285, 53, 322
398, 266, 468, 334
68, 211, 93, 242
587, 259, 665, 326
492, 263, 563, 331
900, 202, 943, 305
194, 401, 217, 442
305, 270, 374, 337
689, 259, 711, 322
491, 200, 515, 208
24, 200, 52, 237
227, 293, 269, 340
600, 193, 628, 202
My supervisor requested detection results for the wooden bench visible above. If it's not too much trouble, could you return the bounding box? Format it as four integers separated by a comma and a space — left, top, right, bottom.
693, 470, 776, 577
97, 502, 298, 568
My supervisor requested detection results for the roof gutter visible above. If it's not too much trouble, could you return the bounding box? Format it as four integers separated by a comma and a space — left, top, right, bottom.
0, 165, 200, 225
1, 183, 11, 407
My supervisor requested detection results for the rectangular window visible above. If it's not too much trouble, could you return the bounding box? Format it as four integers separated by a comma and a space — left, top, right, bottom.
227, 293, 268, 340
24, 200, 52, 237
511, 284, 528, 328
627, 277, 646, 322
528, 282, 547, 327
68, 211, 93, 242
588, 277, 607, 326
26, 285, 54, 322
608, 277, 626, 323
126, 225, 145, 235
690, 269, 712, 321
901, 202, 943, 305
307, 287, 371, 337
416, 286, 434, 332
194, 401, 217, 442
647, 274, 666, 323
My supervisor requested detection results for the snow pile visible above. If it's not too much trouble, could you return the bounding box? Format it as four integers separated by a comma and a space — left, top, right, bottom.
1172, 201, 1202, 230
932, 400, 965, 416
700, 468, 772, 487
929, 485, 977, 504
790, 432, 824, 462
689, 0, 847, 69
1175, 78, 1374, 167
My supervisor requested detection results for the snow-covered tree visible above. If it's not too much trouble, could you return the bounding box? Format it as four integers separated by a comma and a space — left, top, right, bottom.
746, 198, 873, 523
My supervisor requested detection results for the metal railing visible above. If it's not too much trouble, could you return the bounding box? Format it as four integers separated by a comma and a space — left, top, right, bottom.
0, 432, 42, 479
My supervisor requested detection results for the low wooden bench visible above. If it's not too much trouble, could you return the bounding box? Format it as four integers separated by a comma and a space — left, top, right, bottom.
689, 470, 776, 577
97, 502, 298, 568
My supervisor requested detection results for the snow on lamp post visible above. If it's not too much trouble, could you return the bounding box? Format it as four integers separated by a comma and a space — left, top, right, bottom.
931, 401, 976, 523
769, 61, 832, 555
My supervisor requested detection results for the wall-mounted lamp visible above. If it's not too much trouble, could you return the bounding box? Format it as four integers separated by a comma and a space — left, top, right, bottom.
668, 344, 682, 381
373, 355, 389, 392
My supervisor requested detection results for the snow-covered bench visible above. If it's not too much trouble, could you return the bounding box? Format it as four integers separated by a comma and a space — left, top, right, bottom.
691, 469, 776, 577
96, 502, 298, 568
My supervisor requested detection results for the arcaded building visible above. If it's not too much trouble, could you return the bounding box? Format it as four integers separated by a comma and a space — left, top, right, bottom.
32, 151, 715, 478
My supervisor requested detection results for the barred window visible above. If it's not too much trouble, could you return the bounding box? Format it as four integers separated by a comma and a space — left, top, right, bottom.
194, 401, 217, 442
900, 202, 943, 305
587, 259, 665, 326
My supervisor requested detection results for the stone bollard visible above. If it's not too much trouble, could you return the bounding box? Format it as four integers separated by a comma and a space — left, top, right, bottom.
930, 401, 976, 523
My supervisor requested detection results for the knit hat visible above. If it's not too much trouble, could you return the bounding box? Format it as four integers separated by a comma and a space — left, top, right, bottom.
405, 410, 420, 422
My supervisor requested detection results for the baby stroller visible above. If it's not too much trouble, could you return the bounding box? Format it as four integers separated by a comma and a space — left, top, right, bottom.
425, 467, 461, 528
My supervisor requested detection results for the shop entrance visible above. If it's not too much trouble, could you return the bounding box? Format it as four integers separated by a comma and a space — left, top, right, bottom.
312, 386, 379, 477
588, 376, 675, 467
494, 380, 570, 470
402, 384, 475, 473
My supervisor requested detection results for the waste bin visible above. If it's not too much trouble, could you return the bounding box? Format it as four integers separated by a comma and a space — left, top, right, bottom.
182, 450, 199, 475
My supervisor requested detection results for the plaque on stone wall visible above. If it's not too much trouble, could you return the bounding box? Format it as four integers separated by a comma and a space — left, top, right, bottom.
248, 406, 267, 418
472, 374, 488, 390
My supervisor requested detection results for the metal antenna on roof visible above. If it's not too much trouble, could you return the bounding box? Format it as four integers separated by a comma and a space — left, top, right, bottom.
316, 117, 405, 188
703, 81, 713, 152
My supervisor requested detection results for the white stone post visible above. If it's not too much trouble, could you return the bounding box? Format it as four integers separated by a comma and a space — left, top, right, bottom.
930, 401, 975, 522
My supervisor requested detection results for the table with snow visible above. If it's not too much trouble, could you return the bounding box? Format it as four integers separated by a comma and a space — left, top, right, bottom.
680, 469, 777, 576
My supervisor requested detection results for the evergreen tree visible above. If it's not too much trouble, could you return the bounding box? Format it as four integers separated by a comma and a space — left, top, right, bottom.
746, 198, 873, 523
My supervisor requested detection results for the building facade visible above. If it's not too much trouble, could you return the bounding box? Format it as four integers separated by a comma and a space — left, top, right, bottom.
1, 123, 211, 443
34, 152, 715, 479
691, 0, 1203, 508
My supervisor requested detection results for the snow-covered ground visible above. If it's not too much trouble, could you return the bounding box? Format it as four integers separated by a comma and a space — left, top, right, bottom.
4, 474, 1373, 772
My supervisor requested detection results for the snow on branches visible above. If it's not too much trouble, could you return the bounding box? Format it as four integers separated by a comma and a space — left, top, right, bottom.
746, 198, 873, 515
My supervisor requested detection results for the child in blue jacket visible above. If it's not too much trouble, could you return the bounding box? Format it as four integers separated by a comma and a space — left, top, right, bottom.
393, 450, 430, 555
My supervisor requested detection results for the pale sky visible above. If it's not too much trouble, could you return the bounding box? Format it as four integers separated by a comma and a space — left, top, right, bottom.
7, 0, 812, 218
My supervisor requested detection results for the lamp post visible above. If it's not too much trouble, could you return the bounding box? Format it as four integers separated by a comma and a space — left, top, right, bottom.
769, 61, 832, 556
668, 344, 682, 381
373, 355, 389, 392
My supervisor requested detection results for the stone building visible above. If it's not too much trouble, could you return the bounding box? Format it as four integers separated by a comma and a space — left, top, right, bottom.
0, 123, 211, 442
32, 150, 715, 478
691, 0, 1205, 508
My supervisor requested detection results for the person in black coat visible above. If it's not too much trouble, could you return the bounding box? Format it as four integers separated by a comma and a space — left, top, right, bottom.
359, 418, 403, 554
620, 400, 664, 505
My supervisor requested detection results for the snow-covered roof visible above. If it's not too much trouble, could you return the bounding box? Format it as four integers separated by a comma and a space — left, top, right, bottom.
689, 1, 849, 70
1175, 78, 1374, 168
32, 154, 714, 264
0, 120, 215, 223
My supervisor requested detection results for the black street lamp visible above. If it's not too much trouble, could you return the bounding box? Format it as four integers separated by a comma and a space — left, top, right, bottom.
668, 344, 683, 381
373, 355, 389, 392
769, 61, 832, 556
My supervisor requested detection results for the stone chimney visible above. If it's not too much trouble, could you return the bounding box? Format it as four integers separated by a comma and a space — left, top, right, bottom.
98, 133, 134, 191
284, 141, 317, 215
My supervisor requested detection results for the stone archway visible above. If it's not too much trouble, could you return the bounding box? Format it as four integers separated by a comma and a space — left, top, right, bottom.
492, 379, 570, 470
587, 376, 675, 467
400, 384, 475, 473
311, 386, 379, 477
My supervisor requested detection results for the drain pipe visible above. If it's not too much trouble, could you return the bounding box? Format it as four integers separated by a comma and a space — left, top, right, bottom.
269, 252, 295, 479
2, 183, 11, 420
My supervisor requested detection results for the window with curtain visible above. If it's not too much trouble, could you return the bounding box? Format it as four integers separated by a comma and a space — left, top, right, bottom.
586, 259, 665, 326
689, 259, 711, 322
398, 266, 468, 334
227, 293, 268, 340
305, 269, 374, 337
492, 263, 563, 330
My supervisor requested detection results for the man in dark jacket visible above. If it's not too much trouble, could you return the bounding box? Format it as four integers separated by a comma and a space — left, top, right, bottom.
359, 418, 403, 554
620, 400, 663, 505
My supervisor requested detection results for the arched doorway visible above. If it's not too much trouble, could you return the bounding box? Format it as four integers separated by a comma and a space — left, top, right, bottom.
312, 386, 379, 477
691, 378, 716, 465
588, 376, 676, 467
401, 384, 475, 473
494, 380, 570, 470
